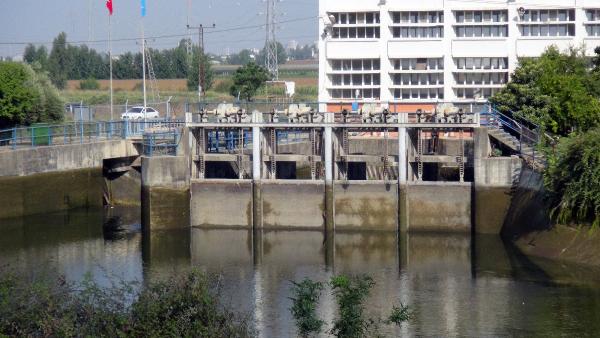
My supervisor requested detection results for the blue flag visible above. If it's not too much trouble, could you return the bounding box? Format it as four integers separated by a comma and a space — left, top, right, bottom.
141, 0, 146, 17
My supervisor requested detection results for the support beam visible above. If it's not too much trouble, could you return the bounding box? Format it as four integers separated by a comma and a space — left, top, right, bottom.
324, 124, 334, 232
252, 112, 263, 228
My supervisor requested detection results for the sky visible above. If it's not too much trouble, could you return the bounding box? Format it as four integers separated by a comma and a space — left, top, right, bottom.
0, 0, 318, 58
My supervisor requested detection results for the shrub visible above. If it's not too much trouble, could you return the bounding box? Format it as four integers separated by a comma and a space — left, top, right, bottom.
79, 77, 100, 90
329, 275, 376, 338
545, 128, 600, 228
289, 278, 325, 337
0, 270, 253, 337
387, 303, 412, 326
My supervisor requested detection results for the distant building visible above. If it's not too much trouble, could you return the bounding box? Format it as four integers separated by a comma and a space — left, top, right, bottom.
287, 40, 299, 50
318, 0, 600, 111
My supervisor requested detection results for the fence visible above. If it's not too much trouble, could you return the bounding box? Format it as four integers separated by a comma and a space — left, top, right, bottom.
143, 130, 181, 156
0, 119, 185, 151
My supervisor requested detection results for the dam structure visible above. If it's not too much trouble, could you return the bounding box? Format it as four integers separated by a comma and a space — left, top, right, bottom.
142, 105, 518, 234
0, 105, 523, 234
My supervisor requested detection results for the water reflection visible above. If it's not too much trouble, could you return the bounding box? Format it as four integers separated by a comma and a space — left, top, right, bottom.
1, 207, 600, 336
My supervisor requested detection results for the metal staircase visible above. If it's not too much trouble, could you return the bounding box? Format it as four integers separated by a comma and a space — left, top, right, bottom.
482, 105, 547, 171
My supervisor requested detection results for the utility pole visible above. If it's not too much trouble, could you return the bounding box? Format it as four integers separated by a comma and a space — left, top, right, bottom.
265, 0, 278, 80
187, 23, 216, 98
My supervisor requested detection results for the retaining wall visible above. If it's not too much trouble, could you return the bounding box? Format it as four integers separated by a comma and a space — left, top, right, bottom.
190, 180, 253, 228
260, 181, 325, 229
0, 140, 137, 177
405, 182, 472, 232
334, 181, 398, 231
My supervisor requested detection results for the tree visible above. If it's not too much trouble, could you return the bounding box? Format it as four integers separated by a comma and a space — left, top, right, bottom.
256, 42, 287, 67
227, 49, 254, 65
229, 62, 269, 101
489, 46, 600, 136
48, 32, 70, 89
23, 44, 49, 70
0, 62, 63, 129
187, 46, 214, 92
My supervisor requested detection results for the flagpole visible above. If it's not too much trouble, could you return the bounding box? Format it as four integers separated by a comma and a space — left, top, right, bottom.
142, 21, 147, 122
109, 14, 113, 121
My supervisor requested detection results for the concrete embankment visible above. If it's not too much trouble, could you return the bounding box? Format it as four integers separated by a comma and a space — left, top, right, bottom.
0, 141, 139, 219
502, 166, 600, 268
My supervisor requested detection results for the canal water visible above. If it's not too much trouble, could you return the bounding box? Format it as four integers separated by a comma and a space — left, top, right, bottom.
1, 206, 600, 337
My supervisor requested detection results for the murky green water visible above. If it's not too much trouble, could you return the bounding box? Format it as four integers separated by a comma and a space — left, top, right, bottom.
2, 206, 600, 337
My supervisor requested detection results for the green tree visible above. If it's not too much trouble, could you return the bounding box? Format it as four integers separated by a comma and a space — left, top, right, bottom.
489, 46, 600, 136
23, 44, 49, 70
0, 62, 63, 128
48, 32, 70, 89
256, 42, 288, 67
229, 62, 269, 101
227, 49, 254, 65
186, 46, 213, 92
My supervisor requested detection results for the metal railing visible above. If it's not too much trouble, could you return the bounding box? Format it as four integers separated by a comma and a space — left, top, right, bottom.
143, 130, 181, 156
0, 118, 185, 151
480, 104, 547, 167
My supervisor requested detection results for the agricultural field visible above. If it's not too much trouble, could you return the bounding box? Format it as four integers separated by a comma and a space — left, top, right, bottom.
63, 73, 318, 120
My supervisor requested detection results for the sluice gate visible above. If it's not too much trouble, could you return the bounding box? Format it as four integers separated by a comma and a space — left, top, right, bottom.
186, 107, 481, 232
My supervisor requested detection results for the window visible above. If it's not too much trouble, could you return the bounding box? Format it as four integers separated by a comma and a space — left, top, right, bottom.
454, 57, 509, 70
455, 25, 507, 38
520, 24, 574, 36
330, 12, 380, 39
391, 11, 444, 39
393, 88, 444, 100
391, 58, 444, 71
522, 9, 574, 22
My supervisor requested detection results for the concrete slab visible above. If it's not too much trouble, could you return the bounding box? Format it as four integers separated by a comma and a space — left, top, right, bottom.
334, 181, 398, 231
406, 182, 472, 233
261, 180, 325, 229
190, 180, 253, 228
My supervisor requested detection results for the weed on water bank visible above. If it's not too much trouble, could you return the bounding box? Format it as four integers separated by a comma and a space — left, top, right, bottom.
0, 270, 253, 337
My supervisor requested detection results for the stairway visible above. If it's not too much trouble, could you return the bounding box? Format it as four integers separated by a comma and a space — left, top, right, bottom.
487, 127, 546, 170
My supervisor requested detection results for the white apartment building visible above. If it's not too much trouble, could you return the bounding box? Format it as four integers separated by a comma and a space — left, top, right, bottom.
318, 0, 600, 112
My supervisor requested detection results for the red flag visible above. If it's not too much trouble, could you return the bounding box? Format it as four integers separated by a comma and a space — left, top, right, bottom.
106, 0, 113, 15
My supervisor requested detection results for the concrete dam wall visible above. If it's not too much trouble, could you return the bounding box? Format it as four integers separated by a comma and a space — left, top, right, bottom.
0, 140, 139, 219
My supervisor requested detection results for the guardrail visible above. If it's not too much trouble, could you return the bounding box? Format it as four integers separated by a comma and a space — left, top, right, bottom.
143, 130, 181, 156
480, 104, 548, 167
0, 119, 185, 151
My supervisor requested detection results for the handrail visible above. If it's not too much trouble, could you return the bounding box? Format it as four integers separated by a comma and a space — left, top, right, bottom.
481, 104, 546, 167
0, 119, 185, 151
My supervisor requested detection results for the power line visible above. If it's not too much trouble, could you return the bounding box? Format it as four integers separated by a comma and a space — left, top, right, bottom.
0, 16, 317, 46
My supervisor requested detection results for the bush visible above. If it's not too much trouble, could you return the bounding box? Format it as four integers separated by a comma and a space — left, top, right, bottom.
0, 270, 253, 337
545, 128, 600, 228
79, 78, 100, 90
290, 278, 325, 337
329, 275, 376, 338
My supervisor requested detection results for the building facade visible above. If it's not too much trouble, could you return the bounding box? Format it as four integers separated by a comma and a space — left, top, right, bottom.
318, 0, 600, 111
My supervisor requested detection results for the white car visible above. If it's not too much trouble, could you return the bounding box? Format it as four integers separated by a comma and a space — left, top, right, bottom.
121, 106, 160, 120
